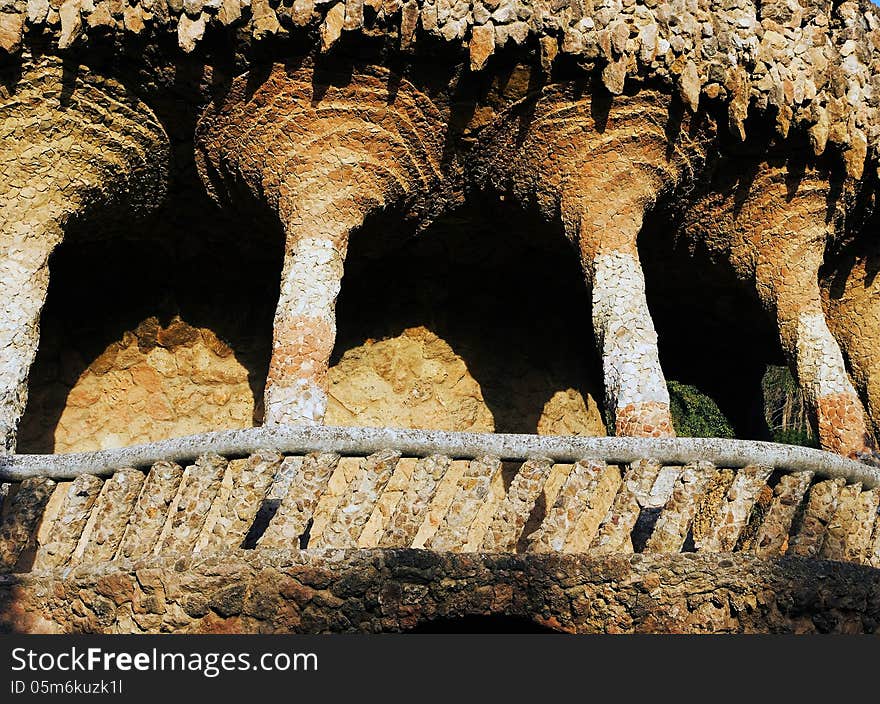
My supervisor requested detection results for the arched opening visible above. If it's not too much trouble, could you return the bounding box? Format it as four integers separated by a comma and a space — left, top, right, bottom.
17, 194, 283, 453
328, 196, 607, 436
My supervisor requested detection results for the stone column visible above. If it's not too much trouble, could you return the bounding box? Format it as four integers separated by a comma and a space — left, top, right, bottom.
758, 239, 873, 458
195, 65, 446, 427
264, 233, 348, 426
0, 58, 168, 453
474, 87, 708, 437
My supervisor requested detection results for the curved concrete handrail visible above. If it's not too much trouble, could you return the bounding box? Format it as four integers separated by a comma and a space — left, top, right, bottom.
1, 425, 878, 487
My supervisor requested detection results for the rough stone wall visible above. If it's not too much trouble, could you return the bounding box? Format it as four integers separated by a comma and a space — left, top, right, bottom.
2, 0, 879, 186
20, 317, 255, 453
3, 550, 880, 634
0, 57, 169, 454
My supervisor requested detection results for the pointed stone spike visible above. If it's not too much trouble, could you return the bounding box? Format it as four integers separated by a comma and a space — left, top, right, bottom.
696, 464, 773, 553
32, 474, 103, 570
259, 453, 339, 549
0, 477, 55, 570
427, 456, 503, 553
77, 469, 145, 564
750, 471, 813, 557
644, 461, 717, 554
481, 458, 552, 553
310, 450, 400, 549
116, 461, 183, 561
379, 455, 450, 548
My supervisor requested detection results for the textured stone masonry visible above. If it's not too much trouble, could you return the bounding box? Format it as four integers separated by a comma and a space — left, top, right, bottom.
311, 449, 400, 549
592, 459, 662, 553
5, 550, 880, 634
750, 471, 814, 557
696, 464, 773, 553
31, 474, 102, 570
78, 470, 145, 564
202, 450, 281, 552
481, 457, 551, 553
645, 461, 717, 553
379, 454, 450, 548
789, 477, 846, 558
158, 453, 228, 555
0, 476, 54, 570
427, 455, 502, 552
116, 461, 183, 561
259, 452, 339, 549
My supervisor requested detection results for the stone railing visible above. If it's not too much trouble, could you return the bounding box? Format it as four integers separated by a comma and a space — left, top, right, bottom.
1, 426, 879, 574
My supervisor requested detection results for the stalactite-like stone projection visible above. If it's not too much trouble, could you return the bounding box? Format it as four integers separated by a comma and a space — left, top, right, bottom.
0, 57, 169, 454
196, 64, 447, 427
682, 163, 876, 460
475, 87, 708, 438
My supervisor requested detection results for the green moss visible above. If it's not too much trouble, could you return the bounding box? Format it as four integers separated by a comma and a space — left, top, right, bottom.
667, 380, 735, 439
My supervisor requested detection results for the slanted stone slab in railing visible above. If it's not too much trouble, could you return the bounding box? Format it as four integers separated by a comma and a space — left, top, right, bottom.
789, 477, 846, 558
749, 471, 813, 557
116, 461, 183, 560
644, 461, 717, 554
31, 474, 103, 570
76, 469, 145, 564
691, 468, 736, 549
481, 458, 552, 553
311, 450, 401, 549
527, 459, 606, 553
379, 455, 450, 548
696, 464, 773, 553
243, 455, 302, 548
565, 464, 621, 553
819, 483, 877, 563
259, 453, 339, 549
157, 454, 228, 555
844, 488, 880, 564
0, 483, 9, 516
0, 477, 55, 570
426, 456, 502, 553
645, 466, 684, 508
592, 459, 662, 554
200, 451, 281, 552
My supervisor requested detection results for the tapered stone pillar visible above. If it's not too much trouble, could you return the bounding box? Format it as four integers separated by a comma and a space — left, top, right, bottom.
683, 163, 874, 459
0, 57, 168, 453
196, 64, 447, 426
475, 87, 709, 436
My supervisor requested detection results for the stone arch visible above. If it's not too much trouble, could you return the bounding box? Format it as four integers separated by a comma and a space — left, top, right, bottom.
195, 62, 455, 428
0, 56, 169, 453
472, 84, 712, 439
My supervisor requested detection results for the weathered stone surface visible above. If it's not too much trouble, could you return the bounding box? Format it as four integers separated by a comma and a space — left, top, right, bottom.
821, 485, 879, 564
157, 454, 227, 554
31, 474, 103, 570
259, 453, 339, 549
789, 478, 846, 558
750, 471, 813, 557
0, 477, 55, 570
4, 550, 880, 634
527, 459, 610, 553
592, 459, 662, 553
645, 461, 717, 554
78, 469, 145, 564
696, 464, 772, 553
427, 456, 502, 552
201, 451, 280, 551
481, 458, 551, 553
116, 461, 183, 560
379, 454, 450, 548
311, 449, 399, 549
